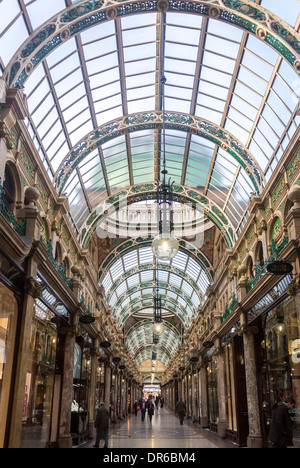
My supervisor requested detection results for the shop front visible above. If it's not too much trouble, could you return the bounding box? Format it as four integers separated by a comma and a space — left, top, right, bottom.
248, 276, 300, 448
0, 248, 25, 448
207, 355, 219, 433
222, 331, 249, 446
20, 274, 71, 448
71, 335, 92, 446
20, 298, 58, 448
0, 282, 19, 448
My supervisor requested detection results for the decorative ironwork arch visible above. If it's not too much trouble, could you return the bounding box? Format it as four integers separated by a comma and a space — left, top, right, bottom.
112, 281, 198, 316
4, 0, 300, 89
83, 184, 236, 250
115, 297, 192, 328
54, 112, 265, 196
126, 319, 181, 362
106, 265, 205, 303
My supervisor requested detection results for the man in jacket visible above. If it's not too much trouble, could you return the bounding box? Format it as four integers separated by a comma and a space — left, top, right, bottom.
175, 398, 186, 425
93, 402, 110, 448
141, 399, 146, 421
269, 397, 295, 448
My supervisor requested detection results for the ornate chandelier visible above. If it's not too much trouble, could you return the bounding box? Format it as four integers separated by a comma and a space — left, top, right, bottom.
151, 69, 179, 262
152, 291, 164, 335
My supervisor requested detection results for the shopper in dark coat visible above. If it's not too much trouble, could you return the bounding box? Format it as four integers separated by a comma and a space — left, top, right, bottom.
269, 397, 295, 448
141, 399, 146, 421
176, 398, 186, 425
93, 402, 110, 448
148, 402, 154, 423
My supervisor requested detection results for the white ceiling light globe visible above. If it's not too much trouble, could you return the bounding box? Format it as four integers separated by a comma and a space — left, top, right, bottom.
152, 321, 165, 335
152, 233, 179, 261
274, 321, 286, 336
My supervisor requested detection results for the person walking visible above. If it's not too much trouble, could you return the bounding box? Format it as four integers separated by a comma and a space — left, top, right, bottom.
133, 400, 138, 416
141, 399, 146, 421
93, 402, 110, 448
269, 397, 295, 448
175, 398, 186, 425
148, 402, 154, 423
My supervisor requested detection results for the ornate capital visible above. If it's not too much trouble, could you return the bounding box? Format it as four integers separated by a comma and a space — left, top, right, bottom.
61, 325, 81, 337
0, 121, 15, 149
286, 275, 300, 296
257, 219, 267, 235
25, 277, 42, 299
90, 347, 101, 357
237, 324, 259, 336
214, 347, 225, 357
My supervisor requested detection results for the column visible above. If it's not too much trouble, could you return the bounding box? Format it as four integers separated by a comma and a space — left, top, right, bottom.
242, 325, 263, 448
118, 373, 122, 418
187, 374, 191, 418
200, 363, 208, 428
88, 345, 100, 439
216, 347, 227, 438
191, 372, 197, 422
58, 319, 80, 448
0, 131, 10, 180
0, 85, 28, 180
8, 264, 42, 447
112, 366, 119, 422
197, 369, 201, 424
104, 357, 112, 410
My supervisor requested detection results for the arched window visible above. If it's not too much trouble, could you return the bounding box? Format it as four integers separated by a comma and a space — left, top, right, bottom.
3, 165, 15, 212
256, 241, 264, 267
247, 256, 254, 278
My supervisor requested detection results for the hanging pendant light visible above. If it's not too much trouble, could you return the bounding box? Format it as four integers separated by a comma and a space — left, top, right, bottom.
274, 317, 286, 336
152, 290, 165, 334
152, 321, 165, 335
152, 232, 179, 262
274, 310, 286, 336
152, 48, 179, 261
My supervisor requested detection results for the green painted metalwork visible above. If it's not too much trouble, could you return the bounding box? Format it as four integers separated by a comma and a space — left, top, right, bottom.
0, 179, 26, 237
40, 238, 73, 291
4, 0, 300, 89
245, 236, 289, 294
98, 236, 214, 285
221, 292, 238, 324
55, 112, 264, 197
82, 184, 235, 251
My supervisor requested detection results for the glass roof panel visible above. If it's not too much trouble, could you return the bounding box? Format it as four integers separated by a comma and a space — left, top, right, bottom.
3, 7, 297, 230
261, 0, 300, 27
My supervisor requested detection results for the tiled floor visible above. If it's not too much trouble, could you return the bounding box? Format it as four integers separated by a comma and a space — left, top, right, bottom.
84, 407, 232, 449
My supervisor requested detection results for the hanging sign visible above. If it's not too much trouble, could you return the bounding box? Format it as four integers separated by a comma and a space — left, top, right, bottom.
79, 315, 95, 324
267, 261, 293, 275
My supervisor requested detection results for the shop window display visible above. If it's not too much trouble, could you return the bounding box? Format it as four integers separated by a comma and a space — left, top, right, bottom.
0, 283, 18, 448
71, 338, 91, 446
96, 360, 105, 408
20, 300, 58, 448
207, 357, 219, 431
264, 298, 300, 448
225, 344, 237, 434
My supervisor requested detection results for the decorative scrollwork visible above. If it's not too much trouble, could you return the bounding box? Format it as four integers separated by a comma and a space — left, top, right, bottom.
25, 277, 42, 299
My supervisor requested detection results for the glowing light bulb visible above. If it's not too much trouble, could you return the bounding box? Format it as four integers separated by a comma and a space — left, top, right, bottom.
152, 233, 179, 261
152, 321, 165, 335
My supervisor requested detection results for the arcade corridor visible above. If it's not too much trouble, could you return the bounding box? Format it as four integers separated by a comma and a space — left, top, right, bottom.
83, 407, 230, 449
0, 0, 299, 450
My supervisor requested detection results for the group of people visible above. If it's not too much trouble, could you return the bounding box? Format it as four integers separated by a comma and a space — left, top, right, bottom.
92, 395, 296, 449
133, 395, 164, 422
